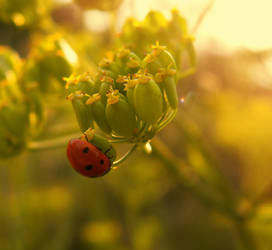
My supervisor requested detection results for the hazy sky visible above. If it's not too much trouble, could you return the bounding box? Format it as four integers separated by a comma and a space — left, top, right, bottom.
117, 0, 272, 51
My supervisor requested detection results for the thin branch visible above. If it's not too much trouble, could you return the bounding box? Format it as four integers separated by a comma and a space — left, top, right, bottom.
151, 137, 239, 218
112, 144, 138, 167
192, 0, 215, 34
151, 136, 257, 250
27, 133, 81, 151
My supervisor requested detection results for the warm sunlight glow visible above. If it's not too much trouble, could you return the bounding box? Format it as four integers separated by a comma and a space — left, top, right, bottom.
119, 0, 272, 51
84, 10, 111, 32
59, 39, 78, 65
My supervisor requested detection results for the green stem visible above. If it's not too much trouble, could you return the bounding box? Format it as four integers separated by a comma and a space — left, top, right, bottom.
27, 133, 81, 151
179, 67, 196, 79
157, 106, 170, 124
110, 134, 126, 139
156, 109, 177, 132
173, 118, 237, 201
151, 137, 257, 250
134, 122, 148, 139
113, 144, 137, 167
109, 138, 130, 143
235, 219, 257, 250
151, 137, 238, 219
192, 0, 214, 34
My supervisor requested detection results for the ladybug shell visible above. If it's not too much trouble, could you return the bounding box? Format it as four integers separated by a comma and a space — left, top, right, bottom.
67, 138, 111, 178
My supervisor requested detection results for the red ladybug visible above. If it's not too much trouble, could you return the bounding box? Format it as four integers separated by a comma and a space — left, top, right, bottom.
67, 138, 111, 177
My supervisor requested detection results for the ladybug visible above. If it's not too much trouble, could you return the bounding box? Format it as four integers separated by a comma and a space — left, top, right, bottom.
67, 138, 111, 178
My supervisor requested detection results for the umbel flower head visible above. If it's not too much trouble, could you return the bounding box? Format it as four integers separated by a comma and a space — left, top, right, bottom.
65, 42, 181, 177
65, 42, 178, 143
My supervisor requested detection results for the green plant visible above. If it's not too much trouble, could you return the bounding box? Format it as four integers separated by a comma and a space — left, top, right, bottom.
65, 42, 179, 167
0, 6, 264, 249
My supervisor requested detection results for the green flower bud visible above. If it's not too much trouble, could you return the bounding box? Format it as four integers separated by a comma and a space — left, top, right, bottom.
157, 49, 177, 69
86, 94, 111, 134
106, 90, 137, 137
39, 53, 72, 81
134, 75, 163, 124
116, 47, 131, 60
114, 48, 131, 73
0, 103, 29, 138
125, 52, 141, 74
68, 92, 93, 133
24, 36, 78, 93
25, 88, 44, 134
22, 59, 50, 92
65, 73, 96, 96
154, 65, 178, 109
0, 101, 29, 158
0, 48, 23, 102
97, 68, 117, 81
113, 49, 141, 75
99, 57, 123, 75
84, 128, 116, 164
143, 53, 163, 74
0, 129, 26, 158
99, 82, 110, 104
144, 42, 177, 75
98, 75, 114, 104
124, 78, 138, 108
153, 73, 168, 114
1, 76, 23, 103
94, 69, 117, 95
163, 75, 178, 109
37, 36, 76, 80
115, 75, 129, 93
0, 46, 21, 82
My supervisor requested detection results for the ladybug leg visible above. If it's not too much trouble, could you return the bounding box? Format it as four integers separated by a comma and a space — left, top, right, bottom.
108, 155, 114, 162
104, 145, 113, 155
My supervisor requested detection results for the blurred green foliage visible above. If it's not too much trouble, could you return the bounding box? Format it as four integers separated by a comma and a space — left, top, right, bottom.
0, 0, 50, 27
1, 1, 272, 250
118, 10, 196, 77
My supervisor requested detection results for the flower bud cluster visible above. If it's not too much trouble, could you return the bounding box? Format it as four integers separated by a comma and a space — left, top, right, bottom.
0, 0, 48, 27
118, 10, 196, 74
65, 43, 178, 144
0, 46, 30, 157
22, 34, 76, 93
0, 35, 77, 158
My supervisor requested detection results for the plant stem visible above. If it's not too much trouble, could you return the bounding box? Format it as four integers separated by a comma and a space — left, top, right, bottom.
151, 137, 238, 218
192, 0, 214, 34
151, 137, 257, 250
109, 138, 130, 143
173, 118, 237, 201
235, 219, 257, 250
156, 109, 177, 132
112, 144, 137, 167
27, 133, 81, 151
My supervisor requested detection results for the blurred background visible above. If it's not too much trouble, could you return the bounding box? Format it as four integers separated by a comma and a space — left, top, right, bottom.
1, 0, 272, 249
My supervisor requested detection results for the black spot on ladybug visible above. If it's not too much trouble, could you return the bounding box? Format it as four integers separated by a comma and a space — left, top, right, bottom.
100, 159, 104, 165
85, 164, 93, 170
83, 147, 90, 153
